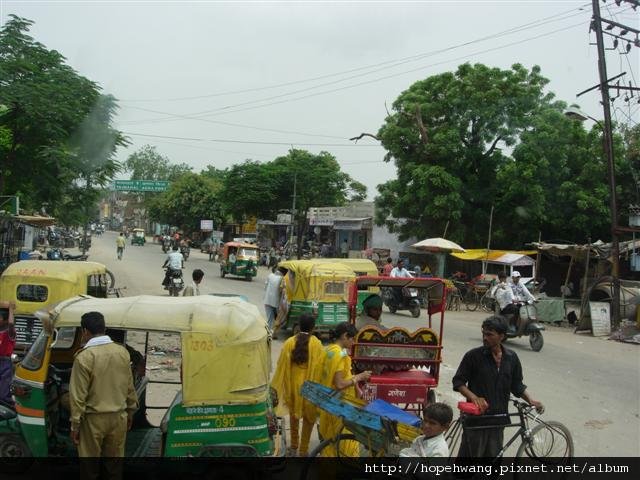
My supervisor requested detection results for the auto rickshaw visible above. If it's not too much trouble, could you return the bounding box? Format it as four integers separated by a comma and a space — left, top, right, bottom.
0, 294, 285, 461
275, 260, 356, 336
0, 260, 115, 356
315, 258, 379, 315
219, 242, 258, 281
131, 228, 146, 246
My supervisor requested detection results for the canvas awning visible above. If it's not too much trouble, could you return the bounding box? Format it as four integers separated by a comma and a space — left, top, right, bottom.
333, 217, 372, 231
451, 249, 537, 265
13, 215, 56, 227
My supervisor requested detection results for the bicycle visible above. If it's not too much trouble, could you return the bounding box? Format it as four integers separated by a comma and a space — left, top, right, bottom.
479, 289, 496, 312
445, 398, 573, 465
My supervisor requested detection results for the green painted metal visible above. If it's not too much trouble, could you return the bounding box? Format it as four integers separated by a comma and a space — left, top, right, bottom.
12, 380, 48, 456
221, 260, 257, 278
113, 180, 169, 192
285, 301, 350, 332
164, 401, 272, 457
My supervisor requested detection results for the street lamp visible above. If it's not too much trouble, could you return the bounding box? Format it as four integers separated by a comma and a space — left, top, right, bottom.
564, 106, 621, 329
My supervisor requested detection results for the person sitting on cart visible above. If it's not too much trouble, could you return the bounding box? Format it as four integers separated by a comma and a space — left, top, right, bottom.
399, 402, 453, 457
228, 248, 237, 273
356, 294, 387, 331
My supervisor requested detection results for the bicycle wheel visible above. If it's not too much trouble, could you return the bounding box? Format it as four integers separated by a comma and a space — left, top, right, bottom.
301, 434, 374, 480
464, 290, 479, 311
516, 421, 574, 459
480, 292, 495, 312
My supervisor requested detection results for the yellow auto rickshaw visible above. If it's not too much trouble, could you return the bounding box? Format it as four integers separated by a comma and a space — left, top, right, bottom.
316, 258, 380, 315
0, 260, 115, 355
275, 260, 356, 336
220, 242, 258, 281
0, 294, 285, 461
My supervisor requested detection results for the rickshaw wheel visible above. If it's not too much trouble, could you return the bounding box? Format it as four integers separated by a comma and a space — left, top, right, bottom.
529, 331, 544, 352
0, 434, 33, 472
410, 305, 421, 318
220, 267, 226, 278
388, 305, 397, 314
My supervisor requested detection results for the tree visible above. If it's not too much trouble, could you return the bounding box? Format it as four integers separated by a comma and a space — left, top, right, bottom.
219, 160, 279, 224
0, 16, 124, 218
124, 145, 192, 181
58, 94, 128, 226
269, 149, 367, 256
147, 173, 224, 233
375, 63, 553, 246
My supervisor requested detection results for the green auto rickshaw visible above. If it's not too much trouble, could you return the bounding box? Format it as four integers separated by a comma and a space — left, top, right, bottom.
131, 228, 146, 246
220, 242, 258, 281
275, 260, 356, 336
0, 294, 285, 463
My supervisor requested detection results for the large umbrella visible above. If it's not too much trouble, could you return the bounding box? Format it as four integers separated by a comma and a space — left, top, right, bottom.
410, 237, 465, 253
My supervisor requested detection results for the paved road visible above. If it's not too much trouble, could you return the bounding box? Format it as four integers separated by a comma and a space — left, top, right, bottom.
88, 231, 639, 456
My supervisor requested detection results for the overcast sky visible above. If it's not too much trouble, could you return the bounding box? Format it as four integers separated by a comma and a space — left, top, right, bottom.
2, 0, 639, 199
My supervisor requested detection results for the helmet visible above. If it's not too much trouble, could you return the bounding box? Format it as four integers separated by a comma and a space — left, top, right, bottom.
512, 271, 521, 278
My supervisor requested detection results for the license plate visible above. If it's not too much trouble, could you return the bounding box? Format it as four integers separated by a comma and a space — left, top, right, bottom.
172, 278, 182, 285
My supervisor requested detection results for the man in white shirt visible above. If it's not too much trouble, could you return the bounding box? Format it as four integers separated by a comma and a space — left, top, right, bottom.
340, 240, 349, 258
510, 271, 535, 303
264, 267, 285, 330
390, 259, 414, 305
390, 259, 414, 278
162, 245, 184, 286
183, 269, 204, 296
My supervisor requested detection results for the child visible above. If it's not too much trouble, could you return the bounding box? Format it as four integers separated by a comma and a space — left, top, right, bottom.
0, 301, 16, 407
399, 402, 453, 457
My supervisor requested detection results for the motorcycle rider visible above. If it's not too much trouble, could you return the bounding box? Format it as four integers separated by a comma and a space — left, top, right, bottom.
162, 245, 184, 287
390, 259, 414, 305
502, 271, 536, 333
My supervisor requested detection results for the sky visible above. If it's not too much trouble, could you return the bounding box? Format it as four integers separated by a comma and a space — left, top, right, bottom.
1, 0, 639, 200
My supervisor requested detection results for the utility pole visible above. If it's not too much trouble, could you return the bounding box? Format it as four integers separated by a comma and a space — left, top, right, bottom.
591, 0, 621, 329
289, 172, 297, 258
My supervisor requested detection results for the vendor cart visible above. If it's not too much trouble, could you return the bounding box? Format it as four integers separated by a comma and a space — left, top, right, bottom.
349, 276, 447, 418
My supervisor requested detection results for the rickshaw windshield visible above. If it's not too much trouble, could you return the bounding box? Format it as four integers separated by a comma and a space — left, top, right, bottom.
238, 248, 257, 257
21, 330, 48, 371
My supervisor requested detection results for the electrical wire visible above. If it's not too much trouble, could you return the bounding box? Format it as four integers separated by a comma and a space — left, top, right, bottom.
121, 131, 384, 147
120, 18, 591, 131
119, 2, 593, 104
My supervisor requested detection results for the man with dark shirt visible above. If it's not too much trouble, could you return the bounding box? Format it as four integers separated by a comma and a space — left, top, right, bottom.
452, 316, 543, 457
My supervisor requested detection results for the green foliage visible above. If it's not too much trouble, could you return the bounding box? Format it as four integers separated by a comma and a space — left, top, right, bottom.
147, 173, 224, 232
374, 62, 638, 247
0, 15, 125, 222
124, 145, 192, 181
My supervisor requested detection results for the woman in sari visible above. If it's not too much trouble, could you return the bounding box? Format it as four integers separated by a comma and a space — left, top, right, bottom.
318, 322, 371, 457
271, 314, 324, 456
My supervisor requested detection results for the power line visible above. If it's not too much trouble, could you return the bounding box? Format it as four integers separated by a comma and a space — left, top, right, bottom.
120, 18, 591, 128
119, 3, 592, 105
184, 20, 590, 119
118, 107, 348, 139
121, 131, 384, 147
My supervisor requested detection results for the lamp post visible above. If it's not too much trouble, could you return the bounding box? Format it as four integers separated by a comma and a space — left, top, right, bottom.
564, 106, 621, 329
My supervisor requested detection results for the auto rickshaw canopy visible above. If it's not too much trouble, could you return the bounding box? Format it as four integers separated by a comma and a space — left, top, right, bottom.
0, 260, 110, 312
278, 260, 356, 302
43, 295, 270, 406
223, 242, 258, 258
132, 228, 145, 235
315, 258, 379, 276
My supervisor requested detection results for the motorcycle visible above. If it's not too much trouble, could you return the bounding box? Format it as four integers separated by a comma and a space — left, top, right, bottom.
46, 248, 88, 261
162, 237, 171, 253
163, 268, 184, 297
501, 301, 545, 352
180, 245, 190, 262
381, 286, 421, 318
